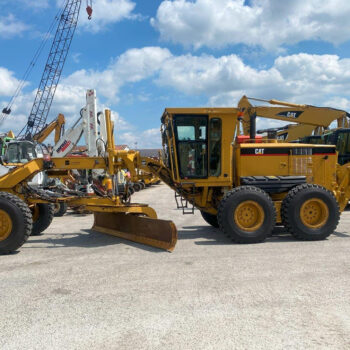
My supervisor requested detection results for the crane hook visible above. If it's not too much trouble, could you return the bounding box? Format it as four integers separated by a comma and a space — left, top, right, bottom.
86, 0, 92, 20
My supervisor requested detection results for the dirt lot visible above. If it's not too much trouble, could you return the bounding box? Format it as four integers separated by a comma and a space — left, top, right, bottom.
1, 183, 350, 349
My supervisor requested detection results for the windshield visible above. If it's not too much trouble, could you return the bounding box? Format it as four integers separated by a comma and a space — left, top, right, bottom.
6, 142, 37, 163
174, 115, 208, 179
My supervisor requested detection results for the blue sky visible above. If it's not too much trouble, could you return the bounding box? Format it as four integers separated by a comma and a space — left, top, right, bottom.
2, 0, 350, 147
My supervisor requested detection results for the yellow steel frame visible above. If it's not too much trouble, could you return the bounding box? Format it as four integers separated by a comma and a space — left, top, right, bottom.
0, 109, 157, 217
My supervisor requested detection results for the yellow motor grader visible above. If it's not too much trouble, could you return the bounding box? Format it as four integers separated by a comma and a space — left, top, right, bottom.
0, 110, 176, 254
115, 150, 161, 192
146, 107, 350, 244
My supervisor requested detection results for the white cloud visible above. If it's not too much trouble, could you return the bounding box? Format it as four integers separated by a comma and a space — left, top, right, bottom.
79, 0, 137, 33
118, 128, 161, 148
62, 47, 171, 101
156, 53, 282, 95
151, 0, 350, 50
4, 47, 350, 144
0, 67, 27, 97
41, 48, 350, 123
0, 14, 29, 39
0, 84, 131, 138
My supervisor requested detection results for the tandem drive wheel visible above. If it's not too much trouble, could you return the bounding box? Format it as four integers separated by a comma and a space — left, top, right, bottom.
282, 184, 340, 241
53, 202, 67, 217
0, 192, 33, 254
218, 186, 276, 243
31, 203, 55, 236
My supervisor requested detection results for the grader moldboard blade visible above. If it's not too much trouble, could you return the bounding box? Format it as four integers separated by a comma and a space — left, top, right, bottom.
92, 212, 177, 251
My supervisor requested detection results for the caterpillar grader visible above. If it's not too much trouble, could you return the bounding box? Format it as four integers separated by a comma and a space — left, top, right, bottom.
145, 107, 350, 244
0, 110, 176, 254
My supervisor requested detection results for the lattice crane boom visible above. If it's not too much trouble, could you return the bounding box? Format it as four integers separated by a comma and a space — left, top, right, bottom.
19, 0, 82, 139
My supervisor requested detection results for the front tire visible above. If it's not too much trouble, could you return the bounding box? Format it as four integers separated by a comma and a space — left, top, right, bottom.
282, 184, 339, 240
0, 192, 33, 254
31, 204, 54, 236
200, 211, 219, 228
218, 186, 275, 243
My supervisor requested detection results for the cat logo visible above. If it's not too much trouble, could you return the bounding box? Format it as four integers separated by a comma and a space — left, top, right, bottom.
255, 148, 265, 154
276, 111, 303, 119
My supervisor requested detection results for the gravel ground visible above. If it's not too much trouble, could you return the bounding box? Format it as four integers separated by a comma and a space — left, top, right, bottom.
1, 183, 350, 350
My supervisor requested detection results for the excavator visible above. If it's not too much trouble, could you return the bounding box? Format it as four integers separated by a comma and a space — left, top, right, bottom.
237, 96, 350, 141
2, 114, 66, 164
237, 96, 350, 165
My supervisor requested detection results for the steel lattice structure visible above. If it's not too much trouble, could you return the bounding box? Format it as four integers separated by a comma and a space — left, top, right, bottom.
20, 0, 82, 139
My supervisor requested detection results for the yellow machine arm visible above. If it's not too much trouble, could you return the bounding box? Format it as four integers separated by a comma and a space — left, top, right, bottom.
238, 96, 350, 141
33, 113, 66, 144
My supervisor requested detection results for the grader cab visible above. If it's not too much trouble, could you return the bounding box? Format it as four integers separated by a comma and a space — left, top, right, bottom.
153, 108, 350, 244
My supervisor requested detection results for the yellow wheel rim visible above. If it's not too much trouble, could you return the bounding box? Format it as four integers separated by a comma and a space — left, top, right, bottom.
234, 200, 265, 232
53, 203, 60, 214
300, 198, 329, 229
0, 209, 13, 241
32, 205, 40, 223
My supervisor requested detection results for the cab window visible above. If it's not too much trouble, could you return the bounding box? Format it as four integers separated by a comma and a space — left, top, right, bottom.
174, 115, 208, 178
209, 118, 221, 176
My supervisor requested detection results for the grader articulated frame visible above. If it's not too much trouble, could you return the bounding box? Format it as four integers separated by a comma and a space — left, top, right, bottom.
116, 150, 161, 189
146, 107, 350, 244
0, 110, 176, 254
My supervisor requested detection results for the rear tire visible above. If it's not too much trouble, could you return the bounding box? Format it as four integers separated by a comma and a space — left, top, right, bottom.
0, 192, 33, 254
200, 211, 219, 228
53, 202, 67, 217
31, 204, 54, 236
282, 184, 339, 240
133, 183, 142, 192
128, 186, 135, 195
218, 186, 275, 243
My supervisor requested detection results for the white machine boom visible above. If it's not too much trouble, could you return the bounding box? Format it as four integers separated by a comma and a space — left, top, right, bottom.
52, 89, 107, 157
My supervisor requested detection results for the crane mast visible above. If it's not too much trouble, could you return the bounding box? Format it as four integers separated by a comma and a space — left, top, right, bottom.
19, 0, 82, 139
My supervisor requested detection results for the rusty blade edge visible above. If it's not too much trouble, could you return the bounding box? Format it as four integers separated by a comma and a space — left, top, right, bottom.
92, 222, 177, 252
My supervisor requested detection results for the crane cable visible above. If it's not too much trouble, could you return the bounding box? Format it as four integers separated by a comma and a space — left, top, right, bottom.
0, 2, 67, 125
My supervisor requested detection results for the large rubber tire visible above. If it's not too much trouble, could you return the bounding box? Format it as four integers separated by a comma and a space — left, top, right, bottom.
200, 211, 219, 228
0, 192, 33, 254
282, 184, 340, 241
133, 183, 142, 192
31, 203, 54, 236
140, 182, 146, 189
128, 186, 135, 195
218, 186, 276, 243
53, 202, 67, 217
